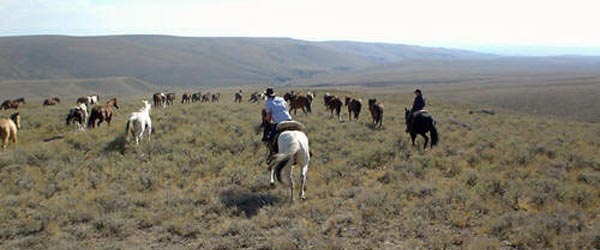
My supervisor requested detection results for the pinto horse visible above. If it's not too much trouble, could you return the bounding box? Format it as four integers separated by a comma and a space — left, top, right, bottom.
405, 108, 439, 149
125, 100, 152, 145
345, 96, 362, 121
264, 121, 311, 202
211, 93, 220, 102
77, 94, 99, 105
368, 99, 384, 128
284, 92, 312, 115
88, 98, 120, 128
66, 107, 87, 131
153, 93, 166, 108
234, 91, 243, 103
0, 113, 21, 149
166, 93, 176, 106
43, 97, 61, 106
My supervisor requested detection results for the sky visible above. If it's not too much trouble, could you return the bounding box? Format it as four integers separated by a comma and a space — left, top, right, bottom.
1, 0, 599, 55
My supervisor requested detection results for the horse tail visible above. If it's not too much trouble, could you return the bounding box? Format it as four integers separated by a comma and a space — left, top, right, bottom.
270, 152, 293, 183
430, 119, 439, 146
125, 119, 131, 136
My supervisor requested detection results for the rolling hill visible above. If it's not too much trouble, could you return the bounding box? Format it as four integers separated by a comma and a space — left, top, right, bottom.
0, 35, 492, 88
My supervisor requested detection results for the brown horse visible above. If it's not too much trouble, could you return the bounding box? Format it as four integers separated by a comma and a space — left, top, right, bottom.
88, 98, 120, 128
43, 97, 61, 106
345, 96, 362, 121
284, 92, 312, 115
0, 113, 21, 149
166, 93, 176, 106
153, 92, 166, 108
327, 96, 343, 120
1, 100, 19, 110
211, 93, 220, 102
181, 91, 192, 104
202, 93, 211, 102
368, 99, 384, 128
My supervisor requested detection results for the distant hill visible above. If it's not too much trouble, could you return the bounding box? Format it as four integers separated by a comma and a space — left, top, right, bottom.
0, 35, 492, 88
0, 77, 157, 99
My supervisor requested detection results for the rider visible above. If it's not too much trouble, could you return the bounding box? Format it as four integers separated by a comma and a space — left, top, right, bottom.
265, 88, 292, 146
407, 89, 426, 132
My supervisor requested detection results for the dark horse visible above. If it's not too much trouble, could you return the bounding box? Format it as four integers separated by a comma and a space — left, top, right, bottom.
43, 97, 61, 106
405, 108, 439, 149
88, 98, 120, 128
368, 99, 384, 128
345, 96, 362, 121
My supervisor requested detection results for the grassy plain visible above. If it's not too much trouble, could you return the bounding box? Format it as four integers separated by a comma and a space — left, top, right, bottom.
0, 89, 598, 249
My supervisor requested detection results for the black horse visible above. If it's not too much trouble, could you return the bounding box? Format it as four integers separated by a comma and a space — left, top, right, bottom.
405, 108, 439, 149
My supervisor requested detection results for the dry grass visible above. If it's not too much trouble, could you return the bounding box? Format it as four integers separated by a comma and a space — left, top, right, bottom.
0, 89, 598, 249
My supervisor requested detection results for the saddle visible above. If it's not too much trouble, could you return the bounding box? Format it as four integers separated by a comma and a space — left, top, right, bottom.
267, 121, 305, 161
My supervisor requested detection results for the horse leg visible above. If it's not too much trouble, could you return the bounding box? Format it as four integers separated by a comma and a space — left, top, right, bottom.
411, 133, 416, 146
147, 121, 152, 142
300, 163, 309, 200
289, 165, 295, 203
422, 134, 429, 150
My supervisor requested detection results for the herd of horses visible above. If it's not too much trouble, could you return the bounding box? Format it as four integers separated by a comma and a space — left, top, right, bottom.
0, 90, 439, 202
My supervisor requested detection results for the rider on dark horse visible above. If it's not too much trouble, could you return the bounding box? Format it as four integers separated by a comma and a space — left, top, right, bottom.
406, 89, 426, 132
264, 88, 293, 156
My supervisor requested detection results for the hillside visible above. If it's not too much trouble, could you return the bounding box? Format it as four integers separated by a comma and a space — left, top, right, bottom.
0, 90, 598, 249
0, 35, 491, 87
0, 77, 157, 100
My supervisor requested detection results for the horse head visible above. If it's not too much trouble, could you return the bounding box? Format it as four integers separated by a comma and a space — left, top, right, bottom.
54, 97, 61, 103
110, 98, 120, 109
10, 112, 20, 129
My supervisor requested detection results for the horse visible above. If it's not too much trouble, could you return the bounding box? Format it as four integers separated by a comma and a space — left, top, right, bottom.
345, 97, 362, 121
66, 106, 87, 131
0, 113, 21, 149
368, 99, 384, 128
1, 100, 20, 110
249, 92, 265, 103
166, 93, 176, 106
125, 100, 152, 145
192, 92, 202, 103
323, 93, 334, 110
43, 97, 61, 106
77, 94, 99, 105
405, 108, 439, 149
201, 93, 211, 102
327, 96, 343, 120
284, 92, 312, 115
234, 91, 243, 103
88, 98, 120, 128
153, 92, 166, 108
211, 93, 220, 102
181, 91, 192, 104
265, 122, 311, 203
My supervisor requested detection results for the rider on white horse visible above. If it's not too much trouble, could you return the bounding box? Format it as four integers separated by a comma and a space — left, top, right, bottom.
264, 88, 292, 147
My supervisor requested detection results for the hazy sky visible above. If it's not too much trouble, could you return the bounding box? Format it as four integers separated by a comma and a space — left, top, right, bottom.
1, 0, 599, 55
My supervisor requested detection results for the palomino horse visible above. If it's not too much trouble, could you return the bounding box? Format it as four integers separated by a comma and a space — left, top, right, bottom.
266, 121, 311, 202
368, 99, 384, 128
125, 100, 152, 145
405, 108, 439, 149
88, 98, 120, 128
0, 113, 21, 149
43, 97, 61, 106
66, 106, 87, 131
234, 91, 243, 103
284, 92, 312, 115
345, 96, 362, 121
181, 92, 192, 104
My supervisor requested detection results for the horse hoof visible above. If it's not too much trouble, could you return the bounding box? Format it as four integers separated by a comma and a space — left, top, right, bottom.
270, 182, 275, 188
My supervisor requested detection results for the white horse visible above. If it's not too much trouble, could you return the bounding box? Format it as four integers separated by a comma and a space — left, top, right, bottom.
268, 130, 310, 202
125, 100, 152, 145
